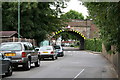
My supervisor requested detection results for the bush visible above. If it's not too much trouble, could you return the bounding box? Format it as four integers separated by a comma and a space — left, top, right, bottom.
104, 41, 111, 52
84, 38, 102, 52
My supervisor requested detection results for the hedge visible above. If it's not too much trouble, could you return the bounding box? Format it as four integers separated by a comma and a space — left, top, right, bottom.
84, 38, 102, 52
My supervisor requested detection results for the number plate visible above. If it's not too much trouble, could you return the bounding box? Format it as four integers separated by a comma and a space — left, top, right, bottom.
5, 53, 16, 56
43, 52, 48, 53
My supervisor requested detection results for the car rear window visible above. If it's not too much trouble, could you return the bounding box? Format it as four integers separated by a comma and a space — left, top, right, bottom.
0, 43, 22, 51
40, 46, 52, 51
54, 46, 60, 49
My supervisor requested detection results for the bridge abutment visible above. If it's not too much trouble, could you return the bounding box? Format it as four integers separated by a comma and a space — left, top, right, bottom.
79, 39, 84, 50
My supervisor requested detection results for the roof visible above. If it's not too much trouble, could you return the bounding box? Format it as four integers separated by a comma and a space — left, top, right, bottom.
1, 42, 30, 44
62, 41, 74, 43
0, 31, 18, 38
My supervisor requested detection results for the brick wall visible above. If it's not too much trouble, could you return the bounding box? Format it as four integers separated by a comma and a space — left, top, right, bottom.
102, 43, 120, 78
67, 20, 100, 39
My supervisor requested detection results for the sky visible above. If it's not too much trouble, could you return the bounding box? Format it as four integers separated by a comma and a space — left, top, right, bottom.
62, 0, 89, 18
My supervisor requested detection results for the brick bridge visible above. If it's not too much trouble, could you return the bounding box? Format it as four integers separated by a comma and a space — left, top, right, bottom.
50, 19, 99, 50
64, 19, 99, 39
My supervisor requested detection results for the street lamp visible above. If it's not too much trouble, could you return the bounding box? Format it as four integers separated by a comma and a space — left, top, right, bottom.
18, 0, 20, 41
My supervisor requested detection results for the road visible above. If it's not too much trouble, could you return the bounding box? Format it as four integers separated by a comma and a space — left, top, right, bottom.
3, 47, 117, 79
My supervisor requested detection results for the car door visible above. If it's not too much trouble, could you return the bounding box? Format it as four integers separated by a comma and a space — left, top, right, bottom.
28, 43, 38, 63
0, 53, 3, 74
1, 55, 9, 74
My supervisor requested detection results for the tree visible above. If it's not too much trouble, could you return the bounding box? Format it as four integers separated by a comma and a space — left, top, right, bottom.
60, 10, 84, 19
84, 2, 120, 52
60, 32, 78, 41
2, 2, 66, 45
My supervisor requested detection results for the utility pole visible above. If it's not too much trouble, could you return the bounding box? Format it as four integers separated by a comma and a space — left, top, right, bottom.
18, 0, 20, 41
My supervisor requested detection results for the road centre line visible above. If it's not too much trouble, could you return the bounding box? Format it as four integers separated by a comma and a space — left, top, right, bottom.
72, 69, 85, 80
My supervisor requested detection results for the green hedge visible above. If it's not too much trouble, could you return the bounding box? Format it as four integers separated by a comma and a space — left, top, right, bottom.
84, 38, 102, 52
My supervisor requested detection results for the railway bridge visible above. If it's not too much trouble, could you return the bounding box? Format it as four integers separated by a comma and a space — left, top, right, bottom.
50, 19, 99, 50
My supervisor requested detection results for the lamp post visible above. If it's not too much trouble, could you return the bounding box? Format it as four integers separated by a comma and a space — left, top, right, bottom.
18, 0, 20, 41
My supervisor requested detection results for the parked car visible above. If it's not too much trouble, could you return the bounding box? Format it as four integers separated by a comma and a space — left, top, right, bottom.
53, 45, 64, 57
39, 46, 58, 60
0, 42, 40, 70
0, 52, 13, 76
64, 43, 70, 47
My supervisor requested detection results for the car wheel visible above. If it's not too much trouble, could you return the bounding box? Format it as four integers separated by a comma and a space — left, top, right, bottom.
52, 55, 55, 60
5, 65, 12, 76
61, 54, 64, 57
35, 59, 40, 67
13, 65, 18, 68
23, 60, 31, 70
55, 56, 58, 59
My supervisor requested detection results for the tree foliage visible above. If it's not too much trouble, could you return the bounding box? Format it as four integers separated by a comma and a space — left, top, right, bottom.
84, 2, 120, 52
60, 32, 78, 41
85, 39, 102, 52
2, 2, 66, 44
60, 10, 84, 19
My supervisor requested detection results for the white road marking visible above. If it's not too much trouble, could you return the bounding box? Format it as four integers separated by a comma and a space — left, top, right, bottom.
72, 69, 85, 80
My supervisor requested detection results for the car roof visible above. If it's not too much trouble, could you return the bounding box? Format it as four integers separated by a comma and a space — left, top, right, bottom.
1, 42, 30, 44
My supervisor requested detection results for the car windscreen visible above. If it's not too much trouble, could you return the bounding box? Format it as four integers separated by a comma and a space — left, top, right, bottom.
0, 43, 22, 51
40, 46, 52, 51
54, 46, 60, 49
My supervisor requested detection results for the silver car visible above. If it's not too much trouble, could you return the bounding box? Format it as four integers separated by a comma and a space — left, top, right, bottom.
0, 42, 40, 70
38, 46, 58, 60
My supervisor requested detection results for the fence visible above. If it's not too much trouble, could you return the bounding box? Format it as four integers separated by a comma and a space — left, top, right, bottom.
0, 37, 36, 46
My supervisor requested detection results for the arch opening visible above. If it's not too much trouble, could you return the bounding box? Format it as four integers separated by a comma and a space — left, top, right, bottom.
51, 30, 86, 50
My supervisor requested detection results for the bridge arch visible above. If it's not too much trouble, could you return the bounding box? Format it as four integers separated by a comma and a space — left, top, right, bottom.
51, 29, 86, 50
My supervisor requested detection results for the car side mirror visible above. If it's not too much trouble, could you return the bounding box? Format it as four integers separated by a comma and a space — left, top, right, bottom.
35, 49, 39, 51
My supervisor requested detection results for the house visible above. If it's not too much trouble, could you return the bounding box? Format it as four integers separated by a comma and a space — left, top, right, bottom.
0, 31, 21, 43
0, 31, 18, 38
0, 31, 36, 46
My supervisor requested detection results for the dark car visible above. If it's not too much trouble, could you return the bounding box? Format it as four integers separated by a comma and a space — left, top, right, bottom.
0, 52, 13, 76
0, 42, 40, 70
53, 45, 64, 57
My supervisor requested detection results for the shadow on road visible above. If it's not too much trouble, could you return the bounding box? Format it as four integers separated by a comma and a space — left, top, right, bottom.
63, 47, 81, 51
1, 66, 37, 78
12, 65, 37, 72
64, 49, 80, 51
41, 58, 54, 61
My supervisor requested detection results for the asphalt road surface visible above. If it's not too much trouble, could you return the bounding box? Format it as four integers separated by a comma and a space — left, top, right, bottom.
3, 47, 118, 79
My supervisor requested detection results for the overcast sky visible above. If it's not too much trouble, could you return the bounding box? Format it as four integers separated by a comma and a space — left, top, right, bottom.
62, 0, 89, 18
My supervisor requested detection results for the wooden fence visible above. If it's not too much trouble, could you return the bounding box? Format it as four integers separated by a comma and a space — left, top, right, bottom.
0, 37, 36, 46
